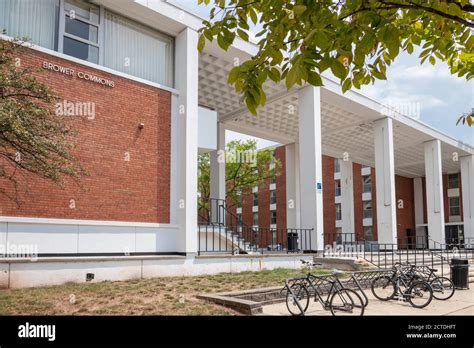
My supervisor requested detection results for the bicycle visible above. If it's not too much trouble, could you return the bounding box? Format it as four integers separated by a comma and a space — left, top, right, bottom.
283, 260, 365, 316
402, 263, 455, 301
371, 262, 433, 308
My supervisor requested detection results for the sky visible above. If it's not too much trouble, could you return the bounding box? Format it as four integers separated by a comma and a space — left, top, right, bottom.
173, 0, 473, 148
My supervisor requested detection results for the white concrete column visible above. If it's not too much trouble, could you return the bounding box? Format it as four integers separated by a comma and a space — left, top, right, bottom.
298, 86, 324, 251
424, 139, 445, 244
373, 117, 398, 245
340, 160, 355, 236
413, 177, 425, 247
175, 28, 199, 254
285, 143, 301, 228
210, 122, 226, 223
461, 155, 474, 240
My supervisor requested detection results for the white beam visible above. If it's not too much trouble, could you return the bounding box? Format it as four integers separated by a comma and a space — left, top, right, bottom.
424, 139, 445, 244
175, 28, 199, 254
413, 177, 426, 248
285, 143, 301, 228
210, 122, 226, 223
298, 86, 324, 251
224, 122, 295, 145
461, 155, 474, 240
374, 117, 398, 245
340, 160, 355, 236
413, 177, 424, 225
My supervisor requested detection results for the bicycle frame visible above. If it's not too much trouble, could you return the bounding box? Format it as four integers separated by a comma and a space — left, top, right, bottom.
305, 273, 345, 310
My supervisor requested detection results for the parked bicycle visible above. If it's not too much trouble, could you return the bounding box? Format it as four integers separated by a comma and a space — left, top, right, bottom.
401, 263, 455, 301
283, 260, 365, 316
371, 262, 433, 308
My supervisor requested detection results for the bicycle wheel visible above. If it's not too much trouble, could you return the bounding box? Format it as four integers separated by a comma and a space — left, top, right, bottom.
329, 288, 364, 316
430, 277, 455, 301
407, 281, 433, 308
371, 276, 396, 301
285, 284, 309, 315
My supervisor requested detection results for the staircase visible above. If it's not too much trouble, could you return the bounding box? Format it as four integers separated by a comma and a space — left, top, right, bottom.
198, 224, 258, 254
198, 198, 267, 254
198, 198, 313, 255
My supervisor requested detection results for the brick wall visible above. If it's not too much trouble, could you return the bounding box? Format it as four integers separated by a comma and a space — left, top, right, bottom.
322, 155, 335, 244
395, 176, 416, 241
353, 163, 363, 240
420, 173, 463, 224
0, 48, 171, 223
236, 149, 423, 245
275, 146, 287, 232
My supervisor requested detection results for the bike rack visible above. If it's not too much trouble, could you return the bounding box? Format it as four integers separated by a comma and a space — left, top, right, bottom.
283, 269, 398, 315
282, 277, 309, 316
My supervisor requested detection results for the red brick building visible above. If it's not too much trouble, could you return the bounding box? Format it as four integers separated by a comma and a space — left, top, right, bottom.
233, 144, 466, 248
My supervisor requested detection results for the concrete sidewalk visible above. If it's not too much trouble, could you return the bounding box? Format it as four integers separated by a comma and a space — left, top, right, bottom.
262, 287, 474, 316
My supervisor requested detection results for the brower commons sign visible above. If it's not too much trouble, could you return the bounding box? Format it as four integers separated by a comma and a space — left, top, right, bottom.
42, 61, 115, 88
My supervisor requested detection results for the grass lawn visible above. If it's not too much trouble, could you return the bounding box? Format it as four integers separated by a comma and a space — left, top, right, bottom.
0, 267, 333, 315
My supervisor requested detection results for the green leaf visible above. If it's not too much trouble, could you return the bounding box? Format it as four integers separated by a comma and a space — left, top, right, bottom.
341, 78, 352, 93
307, 71, 323, 86
429, 56, 436, 65
331, 59, 347, 80
313, 31, 329, 50
285, 66, 299, 89
227, 66, 240, 84
237, 29, 249, 41
217, 34, 231, 50
197, 34, 206, 52
372, 70, 387, 80
248, 8, 258, 25
293, 5, 307, 16
268, 68, 281, 83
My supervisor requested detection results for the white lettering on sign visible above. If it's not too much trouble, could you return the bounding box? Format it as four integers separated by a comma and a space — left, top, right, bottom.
42, 61, 115, 88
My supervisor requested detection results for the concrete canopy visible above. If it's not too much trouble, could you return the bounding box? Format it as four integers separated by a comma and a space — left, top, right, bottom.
198, 43, 474, 179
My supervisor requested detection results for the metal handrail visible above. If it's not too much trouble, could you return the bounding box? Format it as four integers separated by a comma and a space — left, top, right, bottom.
198, 198, 313, 254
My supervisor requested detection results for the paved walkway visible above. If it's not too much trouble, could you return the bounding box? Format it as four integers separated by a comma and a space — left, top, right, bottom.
262, 287, 474, 316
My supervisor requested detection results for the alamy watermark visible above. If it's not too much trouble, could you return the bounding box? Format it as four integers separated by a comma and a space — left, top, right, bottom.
324, 242, 364, 256
55, 99, 96, 120
217, 149, 257, 165
0, 242, 38, 260
380, 99, 421, 120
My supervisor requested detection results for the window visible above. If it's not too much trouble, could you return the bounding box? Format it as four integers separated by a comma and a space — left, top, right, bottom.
1, 0, 175, 86
334, 159, 341, 173
270, 151, 276, 167
448, 174, 459, 189
364, 227, 374, 241
335, 227, 342, 243
362, 175, 372, 194
270, 190, 277, 204
253, 192, 258, 206
252, 212, 258, 226
271, 229, 277, 245
270, 175, 276, 185
449, 197, 461, 216
335, 203, 342, 221
62, 0, 100, 63
236, 190, 242, 208
236, 213, 242, 223
270, 210, 277, 225
104, 10, 174, 86
363, 201, 372, 219
0, 0, 60, 50
335, 180, 341, 197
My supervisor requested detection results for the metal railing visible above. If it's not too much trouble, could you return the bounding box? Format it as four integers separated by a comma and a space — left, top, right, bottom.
323, 232, 474, 278
198, 198, 313, 255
